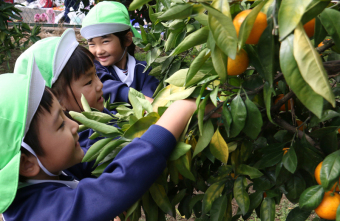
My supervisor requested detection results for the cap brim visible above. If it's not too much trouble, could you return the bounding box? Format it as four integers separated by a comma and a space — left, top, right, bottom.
24, 56, 46, 136
0, 152, 20, 213
52, 29, 79, 85
80, 23, 131, 40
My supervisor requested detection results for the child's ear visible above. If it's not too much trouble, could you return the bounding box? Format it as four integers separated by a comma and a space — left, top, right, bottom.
19, 153, 40, 177
124, 31, 133, 47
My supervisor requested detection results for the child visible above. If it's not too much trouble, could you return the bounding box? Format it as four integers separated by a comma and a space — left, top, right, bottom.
1, 57, 220, 220
80, 1, 159, 103
14, 29, 111, 150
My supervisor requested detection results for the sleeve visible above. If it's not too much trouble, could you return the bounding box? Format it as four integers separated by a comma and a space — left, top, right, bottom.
94, 60, 130, 103
138, 64, 160, 98
7, 125, 176, 221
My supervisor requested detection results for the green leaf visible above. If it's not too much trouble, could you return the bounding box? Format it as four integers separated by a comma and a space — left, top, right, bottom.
95, 139, 127, 165
242, 96, 263, 140
260, 197, 275, 221
166, 87, 196, 101
209, 87, 219, 107
69, 111, 120, 135
320, 8, 340, 51
301, 0, 330, 25
81, 94, 92, 112
171, 189, 187, 207
282, 146, 298, 174
186, 48, 211, 85
237, 164, 263, 179
128, 88, 146, 119
82, 111, 114, 123
257, 18, 275, 85
230, 91, 247, 137
175, 154, 196, 181
299, 185, 324, 210
193, 119, 214, 157
320, 150, 340, 191
198, 95, 210, 136
129, 0, 152, 11
280, 34, 323, 118
194, 13, 208, 26
221, 102, 232, 137
210, 128, 229, 164
278, 0, 312, 40
285, 174, 306, 201
158, 4, 193, 21
169, 142, 191, 161
149, 183, 175, 217
82, 138, 112, 162
204, 3, 237, 59
286, 207, 312, 221
314, 16, 327, 48
170, 26, 209, 57
248, 191, 264, 213
202, 180, 225, 215
210, 194, 229, 221
136, 97, 153, 114
238, 0, 267, 49
125, 200, 139, 221
124, 112, 160, 139
233, 176, 250, 215
293, 23, 335, 107
189, 194, 204, 212
145, 47, 162, 72
208, 32, 228, 84
263, 82, 275, 123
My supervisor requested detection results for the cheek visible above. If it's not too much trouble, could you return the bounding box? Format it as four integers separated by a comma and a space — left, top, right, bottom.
88, 47, 96, 54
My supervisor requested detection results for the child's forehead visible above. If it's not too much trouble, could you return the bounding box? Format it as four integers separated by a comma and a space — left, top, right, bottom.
88, 34, 114, 41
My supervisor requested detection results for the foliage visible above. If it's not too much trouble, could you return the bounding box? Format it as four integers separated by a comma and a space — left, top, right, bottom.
75, 0, 340, 220
0, 1, 41, 70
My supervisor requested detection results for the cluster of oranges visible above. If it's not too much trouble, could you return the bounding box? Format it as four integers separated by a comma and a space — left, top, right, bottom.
228, 10, 316, 76
314, 162, 340, 220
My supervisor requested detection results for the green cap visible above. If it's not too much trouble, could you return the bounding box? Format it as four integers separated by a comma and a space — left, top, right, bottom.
0, 56, 45, 213
80, 1, 142, 40
14, 29, 79, 87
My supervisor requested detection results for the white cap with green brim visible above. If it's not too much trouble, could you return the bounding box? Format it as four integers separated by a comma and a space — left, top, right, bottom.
14, 29, 79, 87
80, 1, 142, 40
0, 56, 53, 214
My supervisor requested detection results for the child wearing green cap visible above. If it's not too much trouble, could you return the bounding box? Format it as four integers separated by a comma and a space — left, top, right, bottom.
80, 1, 159, 104
14, 29, 117, 151
1, 56, 221, 221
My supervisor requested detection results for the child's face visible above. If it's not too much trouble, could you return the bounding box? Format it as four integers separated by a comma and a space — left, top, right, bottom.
37, 95, 84, 174
62, 66, 104, 112
88, 34, 127, 68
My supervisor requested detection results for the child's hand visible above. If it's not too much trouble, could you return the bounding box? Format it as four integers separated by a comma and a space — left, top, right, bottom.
205, 102, 223, 119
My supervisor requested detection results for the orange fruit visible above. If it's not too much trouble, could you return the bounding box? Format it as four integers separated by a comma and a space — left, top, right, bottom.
263, 192, 267, 198
315, 162, 340, 191
282, 147, 289, 155
178, 173, 183, 180
303, 18, 315, 38
227, 49, 249, 76
233, 10, 268, 45
296, 120, 306, 131
315, 191, 340, 220
274, 94, 293, 111
338, 128, 340, 134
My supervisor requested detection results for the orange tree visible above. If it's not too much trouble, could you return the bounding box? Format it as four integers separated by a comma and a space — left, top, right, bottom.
72, 0, 340, 220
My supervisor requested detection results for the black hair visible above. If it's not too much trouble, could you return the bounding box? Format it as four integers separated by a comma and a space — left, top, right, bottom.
51, 45, 95, 111
113, 28, 136, 57
21, 87, 54, 157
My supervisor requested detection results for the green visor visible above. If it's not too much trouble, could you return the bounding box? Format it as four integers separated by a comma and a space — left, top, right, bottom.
14, 29, 79, 87
80, 1, 142, 40
0, 56, 45, 213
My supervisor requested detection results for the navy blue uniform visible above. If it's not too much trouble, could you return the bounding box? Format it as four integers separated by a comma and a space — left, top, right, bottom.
3, 125, 176, 221
94, 59, 159, 103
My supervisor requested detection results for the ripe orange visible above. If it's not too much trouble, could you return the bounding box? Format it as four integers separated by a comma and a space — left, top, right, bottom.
303, 18, 315, 38
178, 173, 183, 180
315, 191, 340, 220
263, 192, 267, 198
315, 162, 340, 191
274, 94, 293, 111
296, 120, 306, 131
227, 49, 249, 76
233, 10, 268, 45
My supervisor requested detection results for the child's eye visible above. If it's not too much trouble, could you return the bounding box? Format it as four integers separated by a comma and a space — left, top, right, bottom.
59, 121, 65, 129
103, 40, 109, 44
85, 80, 92, 86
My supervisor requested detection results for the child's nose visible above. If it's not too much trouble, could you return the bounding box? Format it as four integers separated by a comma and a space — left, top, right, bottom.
97, 46, 105, 55
96, 78, 103, 91
69, 118, 79, 134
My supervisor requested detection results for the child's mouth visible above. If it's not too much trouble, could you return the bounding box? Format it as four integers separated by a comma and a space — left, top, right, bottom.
97, 56, 109, 62
97, 96, 104, 103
